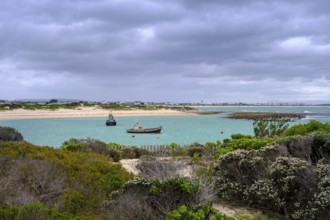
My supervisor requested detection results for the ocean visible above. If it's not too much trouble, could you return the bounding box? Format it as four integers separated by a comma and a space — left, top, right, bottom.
1, 106, 330, 148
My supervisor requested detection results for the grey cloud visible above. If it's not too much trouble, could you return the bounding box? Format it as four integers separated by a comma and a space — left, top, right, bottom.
0, 0, 330, 102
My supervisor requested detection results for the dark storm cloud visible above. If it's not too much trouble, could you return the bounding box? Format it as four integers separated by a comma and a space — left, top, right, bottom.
0, 0, 329, 102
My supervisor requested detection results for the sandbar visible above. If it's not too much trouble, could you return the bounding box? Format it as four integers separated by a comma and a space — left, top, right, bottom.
0, 107, 195, 120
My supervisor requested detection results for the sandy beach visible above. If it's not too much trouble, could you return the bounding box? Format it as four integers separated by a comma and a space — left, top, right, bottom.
0, 107, 194, 120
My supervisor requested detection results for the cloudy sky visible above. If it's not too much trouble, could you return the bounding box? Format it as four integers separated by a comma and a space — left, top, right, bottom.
1, 0, 330, 103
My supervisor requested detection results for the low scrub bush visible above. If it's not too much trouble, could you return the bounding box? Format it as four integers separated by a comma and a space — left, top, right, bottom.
0, 141, 133, 218
109, 177, 214, 220
0, 126, 24, 142
136, 159, 187, 180
187, 147, 205, 158
214, 133, 330, 219
215, 137, 272, 158
283, 120, 330, 137
61, 138, 123, 161
0, 202, 70, 220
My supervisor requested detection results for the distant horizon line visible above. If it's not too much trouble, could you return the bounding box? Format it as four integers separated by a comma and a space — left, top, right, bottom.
1, 98, 329, 106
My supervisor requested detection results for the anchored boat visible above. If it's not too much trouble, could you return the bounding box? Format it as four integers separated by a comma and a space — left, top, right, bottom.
106, 114, 117, 126
127, 123, 162, 133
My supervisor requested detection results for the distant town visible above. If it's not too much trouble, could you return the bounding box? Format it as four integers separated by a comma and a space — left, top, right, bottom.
0, 99, 329, 107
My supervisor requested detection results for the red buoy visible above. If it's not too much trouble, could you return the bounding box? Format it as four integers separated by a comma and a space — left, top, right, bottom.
220, 131, 224, 134
132, 135, 135, 138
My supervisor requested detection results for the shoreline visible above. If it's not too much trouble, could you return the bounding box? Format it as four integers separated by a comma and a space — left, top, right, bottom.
0, 107, 195, 120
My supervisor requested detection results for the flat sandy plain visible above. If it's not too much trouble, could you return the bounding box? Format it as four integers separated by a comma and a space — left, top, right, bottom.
0, 107, 194, 120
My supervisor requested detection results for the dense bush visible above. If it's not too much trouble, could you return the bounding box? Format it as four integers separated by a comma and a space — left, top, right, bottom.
61, 138, 123, 161
187, 147, 205, 158
0, 202, 70, 220
0, 126, 24, 142
109, 177, 214, 220
166, 205, 234, 220
277, 133, 330, 164
0, 141, 133, 218
214, 133, 330, 219
215, 137, 272, 158
283, 120, 330, 137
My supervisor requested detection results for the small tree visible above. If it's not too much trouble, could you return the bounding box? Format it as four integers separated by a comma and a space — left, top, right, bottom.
253, 118, 289, 138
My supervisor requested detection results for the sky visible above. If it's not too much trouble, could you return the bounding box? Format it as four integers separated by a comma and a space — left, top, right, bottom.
1, 0, 330, 103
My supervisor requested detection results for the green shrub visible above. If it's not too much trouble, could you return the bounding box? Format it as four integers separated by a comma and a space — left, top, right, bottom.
215, 137, 272, 158
18, 202, 69, 220
166, 205, 234, 220
214, 146, 235, 158
213, 135, 330, 219
187, 147, 205, 158
0, 203, 69, 220
0, 141, 133, 218
110, 177, 210, 220
231, 134, 253, 140
61, 138, 123, 161
132, 147, 150, 158
0, 126, 24, 142
108, 148, 121, 162
253, 118, 289, 138
120, 147, 136, 159
0, 205, 19, 220
283, 120, 330, 137
61, 190, 92, 215
167, 143, 185, 157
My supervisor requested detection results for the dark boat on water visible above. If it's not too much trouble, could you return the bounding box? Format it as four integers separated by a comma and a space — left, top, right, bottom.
127, 123, 162, 133
106, 114, 117, 126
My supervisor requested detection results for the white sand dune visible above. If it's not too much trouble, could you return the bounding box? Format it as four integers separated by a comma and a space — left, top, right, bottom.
0, 107, 194, 120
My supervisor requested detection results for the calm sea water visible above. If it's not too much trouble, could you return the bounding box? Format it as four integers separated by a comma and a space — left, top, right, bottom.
1, 106, 329, 148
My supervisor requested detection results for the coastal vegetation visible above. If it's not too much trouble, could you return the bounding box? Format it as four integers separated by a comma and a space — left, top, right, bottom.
0, 101, 195, 112
226, 112, 305, 120
0, 101, 90, 111
0, 120, 330, 219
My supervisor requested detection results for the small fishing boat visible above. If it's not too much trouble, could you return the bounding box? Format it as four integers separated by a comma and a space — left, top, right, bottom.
127, 123, 162, 133
106, 114, 117, 126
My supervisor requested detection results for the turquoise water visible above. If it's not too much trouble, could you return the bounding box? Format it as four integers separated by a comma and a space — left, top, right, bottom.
1, 106, 329, 148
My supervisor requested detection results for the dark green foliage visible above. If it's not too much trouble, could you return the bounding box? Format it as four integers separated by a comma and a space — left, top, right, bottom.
0, 126, 24, 142
61, 190, 93, 215
253, 118, 289, 138
61, 138, 123, 161
120, 147, 136, 159
277, 133, 330, 164
166, 143, 185, 157
214, 133, 330, 219
0, 141, 133, 218
0, 203, 70, 220
187, 147, 205, 158
231, 133, 253, 139
166, 205, 234, 220
109, 177, 211, 220
113, 146, 150, 159
283, 120, 330, 137
215, 137, 272, 158
108, 148, 121, 162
